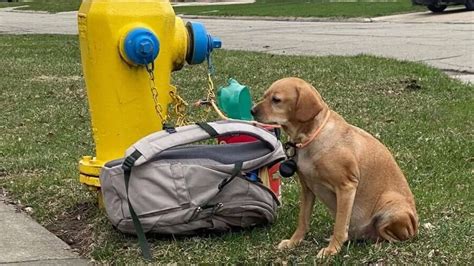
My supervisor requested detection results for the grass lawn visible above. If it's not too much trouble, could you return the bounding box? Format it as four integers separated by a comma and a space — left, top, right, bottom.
174, 0, 424, 18
1, 35, 473, 264
0, 0, 81, 12
0, 0, 424, 17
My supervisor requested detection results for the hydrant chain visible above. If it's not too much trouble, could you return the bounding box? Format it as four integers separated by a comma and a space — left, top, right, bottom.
146, 62, 167, 124
169, 89, 189, 126
207, 73, 216, 101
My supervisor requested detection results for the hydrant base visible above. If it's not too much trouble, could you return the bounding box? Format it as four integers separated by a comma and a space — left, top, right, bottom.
79, 156, 103, 188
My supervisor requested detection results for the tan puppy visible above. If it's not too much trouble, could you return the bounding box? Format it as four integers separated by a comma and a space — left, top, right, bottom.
251, 77, 418, 258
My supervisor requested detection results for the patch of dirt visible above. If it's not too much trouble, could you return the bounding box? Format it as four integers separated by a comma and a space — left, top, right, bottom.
0, 189, 24, 213
46, 202, 96, 256
31, 75, 82, 82
0, 168, 7, 179
375, 77, 423, 96
400, 78, 422, 91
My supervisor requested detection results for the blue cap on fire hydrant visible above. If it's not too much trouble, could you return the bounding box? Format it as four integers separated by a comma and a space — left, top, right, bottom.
186, 21, 221, 65
123, 28, 160, 65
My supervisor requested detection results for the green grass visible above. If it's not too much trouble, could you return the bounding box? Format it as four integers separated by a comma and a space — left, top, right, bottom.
0, 0, 424, 16
0, 0, 81, 12
1, 35, 473, 264
174, 0, 424, 18
0, 2, 21, 8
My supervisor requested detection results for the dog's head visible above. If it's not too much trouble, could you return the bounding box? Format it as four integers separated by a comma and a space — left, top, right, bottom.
251, 77, 325, 126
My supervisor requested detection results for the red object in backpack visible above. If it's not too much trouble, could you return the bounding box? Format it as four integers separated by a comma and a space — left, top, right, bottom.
217, 128, 282, 201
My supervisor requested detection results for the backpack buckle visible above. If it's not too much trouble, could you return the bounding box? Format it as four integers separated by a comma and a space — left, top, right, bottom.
122, 156, 135, 171
163, 123, 177, 134
122, 150, 142, 171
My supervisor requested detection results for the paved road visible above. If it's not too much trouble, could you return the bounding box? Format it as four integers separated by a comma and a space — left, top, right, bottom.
202, 16, 473, 75
196, 8, 473, 82
0, 7, 472, 81
373, 7, 473, 24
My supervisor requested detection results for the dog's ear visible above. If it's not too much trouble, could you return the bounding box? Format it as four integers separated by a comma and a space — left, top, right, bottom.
294, 84, 323, 122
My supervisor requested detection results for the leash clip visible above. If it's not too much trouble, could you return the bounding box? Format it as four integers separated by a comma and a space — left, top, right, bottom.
284, 142, 297, 158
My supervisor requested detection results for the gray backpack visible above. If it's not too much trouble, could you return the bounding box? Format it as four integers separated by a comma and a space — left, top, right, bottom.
99, 120, 285, 259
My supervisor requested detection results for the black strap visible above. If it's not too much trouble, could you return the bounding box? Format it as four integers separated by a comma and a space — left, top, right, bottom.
218, 162, 243, 190
122, 150, 153, 261
273, 128, 282, 140
196, 122, 219, 138
193, 162, 243, 219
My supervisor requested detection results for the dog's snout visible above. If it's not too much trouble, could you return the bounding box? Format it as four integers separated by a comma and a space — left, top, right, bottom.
250, 107, 257, 116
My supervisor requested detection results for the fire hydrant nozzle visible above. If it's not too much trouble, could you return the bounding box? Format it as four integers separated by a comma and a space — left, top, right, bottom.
186, 21, 222, 65
121, 28, 160, 66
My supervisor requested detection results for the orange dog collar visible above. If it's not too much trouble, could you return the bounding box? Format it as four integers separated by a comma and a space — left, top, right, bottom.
295, 111, 331, 149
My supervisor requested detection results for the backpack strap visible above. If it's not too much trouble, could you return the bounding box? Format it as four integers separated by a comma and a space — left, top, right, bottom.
195, 122, 219, 137
121, 150, 153, 261
127, 120, 281, 167
218, 161, 243, 190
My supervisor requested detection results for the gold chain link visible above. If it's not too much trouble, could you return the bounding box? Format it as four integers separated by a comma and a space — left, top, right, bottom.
146, 68, 168, 123
206, 73, 216, 101
146, 64, 190, 127
169, 85, 189, 127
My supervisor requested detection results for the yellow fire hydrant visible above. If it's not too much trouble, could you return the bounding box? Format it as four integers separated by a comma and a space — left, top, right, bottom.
78, 0, 221, 189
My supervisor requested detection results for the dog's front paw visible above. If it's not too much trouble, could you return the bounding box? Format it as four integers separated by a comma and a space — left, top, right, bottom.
317, 247, 338, 258
277, 239, 299, 250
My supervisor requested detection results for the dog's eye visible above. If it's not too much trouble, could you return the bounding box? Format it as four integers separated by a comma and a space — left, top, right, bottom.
272, 96, 281, 104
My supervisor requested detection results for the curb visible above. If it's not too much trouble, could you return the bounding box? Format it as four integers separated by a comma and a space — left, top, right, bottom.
172, 0, 255, 7
178, 14, 373, 23
0, 5, 49, 14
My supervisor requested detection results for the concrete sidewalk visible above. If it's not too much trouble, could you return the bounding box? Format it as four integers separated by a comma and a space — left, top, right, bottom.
0, 196, 88, 265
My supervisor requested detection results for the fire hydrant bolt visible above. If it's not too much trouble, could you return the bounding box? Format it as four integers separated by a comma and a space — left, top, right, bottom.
138, 41, 153, 56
